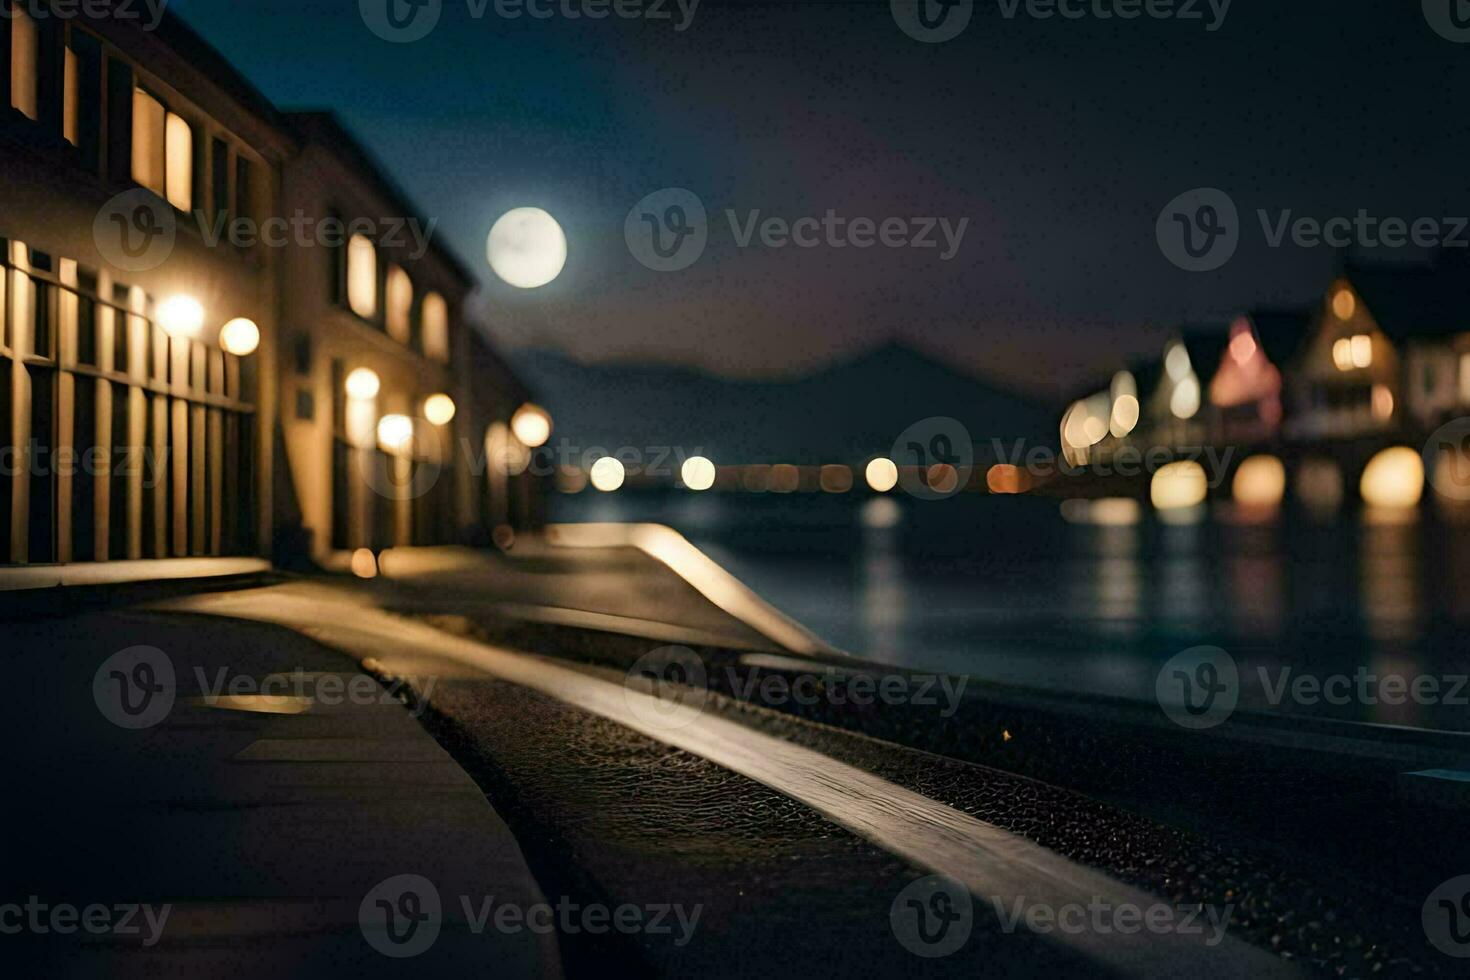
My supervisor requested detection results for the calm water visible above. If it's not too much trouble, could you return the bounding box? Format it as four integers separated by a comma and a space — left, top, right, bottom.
553, 492, 1470, 732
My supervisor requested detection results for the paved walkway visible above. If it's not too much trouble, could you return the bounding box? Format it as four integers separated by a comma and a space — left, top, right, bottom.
3, 608, 560, 978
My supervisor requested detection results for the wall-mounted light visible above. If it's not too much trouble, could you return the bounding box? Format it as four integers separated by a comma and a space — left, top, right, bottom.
511, 403, 551, 448
377, 414, 414, 452
589, 456, 625, 492
423, 393, 456, 425
219, 317, 260, 356
158, 295, 204, 339
345, 367, 380, 400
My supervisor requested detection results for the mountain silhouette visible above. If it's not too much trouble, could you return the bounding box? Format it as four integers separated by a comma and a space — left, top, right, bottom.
509, 343, 1055, 465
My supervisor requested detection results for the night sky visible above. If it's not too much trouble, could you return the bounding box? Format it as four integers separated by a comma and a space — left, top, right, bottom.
171, 0, 1470, 398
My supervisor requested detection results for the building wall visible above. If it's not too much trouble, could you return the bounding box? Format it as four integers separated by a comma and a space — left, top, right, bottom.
0, 7, 285, 564
276, 137, 473, 561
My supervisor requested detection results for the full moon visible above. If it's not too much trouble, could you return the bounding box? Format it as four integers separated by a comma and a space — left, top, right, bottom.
487, 207, 567, 289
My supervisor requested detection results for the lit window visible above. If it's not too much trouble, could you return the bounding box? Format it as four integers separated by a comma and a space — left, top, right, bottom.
164, 112, 193, 211
10, 6, 37, 120
422, 291, 449, 363
1332, 338, 1353, 372
1331, 287, 1356, 321
347, 235, 378, 320
1371, 384, 1393, 420
385, 265, 412, 343
131, 89, 194, 211
131, 89, 166, 197
1460, 353, 1470, 404
1351, 334, 1373, 369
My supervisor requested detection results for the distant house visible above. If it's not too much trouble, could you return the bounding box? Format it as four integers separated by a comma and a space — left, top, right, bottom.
1058, 327, 1227, 465
1288, 260, 1470, 440
1207, 309, 1309, 446
1142, 328, 1227, 449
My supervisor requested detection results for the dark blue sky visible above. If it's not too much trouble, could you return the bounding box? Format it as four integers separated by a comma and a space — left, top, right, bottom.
172, 0, 1470, 397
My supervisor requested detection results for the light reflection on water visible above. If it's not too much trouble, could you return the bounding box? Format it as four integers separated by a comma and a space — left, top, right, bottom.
553, 492, 1470, 731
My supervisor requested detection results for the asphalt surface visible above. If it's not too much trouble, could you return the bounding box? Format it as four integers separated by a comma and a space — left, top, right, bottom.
7, 541, 1467, 978
1, 608, 559, 979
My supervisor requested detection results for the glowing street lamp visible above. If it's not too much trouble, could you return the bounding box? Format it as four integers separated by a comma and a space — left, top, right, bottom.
423, 393, 456, 425
511, 403, 552, 448
681, 455, 716, 491
377, 414, 414, 452
219, 317, 260, 356
158, 294, 204, 339
589, 456, 625, 492
865, 457, 899, 493
345, 367, 380, 400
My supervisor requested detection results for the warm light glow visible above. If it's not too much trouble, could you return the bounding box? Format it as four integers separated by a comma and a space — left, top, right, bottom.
1332, 287, 1356, 321
1081, 414, 1108, 444
557, 466, 589, 493
423, 393, 457, 426
589, 456, 625, 492
377, 414, 414, 452
510, 403, 552, 448
1109, 394, 1140, 439
1351, 334, 1373, 369
165, 112, 193, 211
1332, 337, 1353, 371
219, 318, 260, 356
157, 295, 205, 339
385, 264, 413, 343
421, 292, 449, 363
487, 207, 568, 289
743, 465, 772, 492
865, 457, 899, 493
926, 463, 960, 494
11, 7, 38, 120
986, 464, 1026, 494
131, 88, 164, 195
1170, 376, 1201, 420
1233, 455, 1286, 509
1360, 447, 1424, 510
681, 455, 717, 491
1164, 342, 1191, 381
345, 367, 381, 401
1151, 460, 1208, 510
1229, 330, 1257, 364
1060, 497, 1139, 527
347, 234, 377, 320
350, 548, 377, 579
771, 464, 800, 493
861, 497, 902, 529
1371, 384, 1394, 420
1090, 497, 1141, 527
819, 464, 853, 493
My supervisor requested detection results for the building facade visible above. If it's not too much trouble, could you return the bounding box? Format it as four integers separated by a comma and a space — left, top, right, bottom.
0, 4, 540, 571
0, 7, 287, 566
